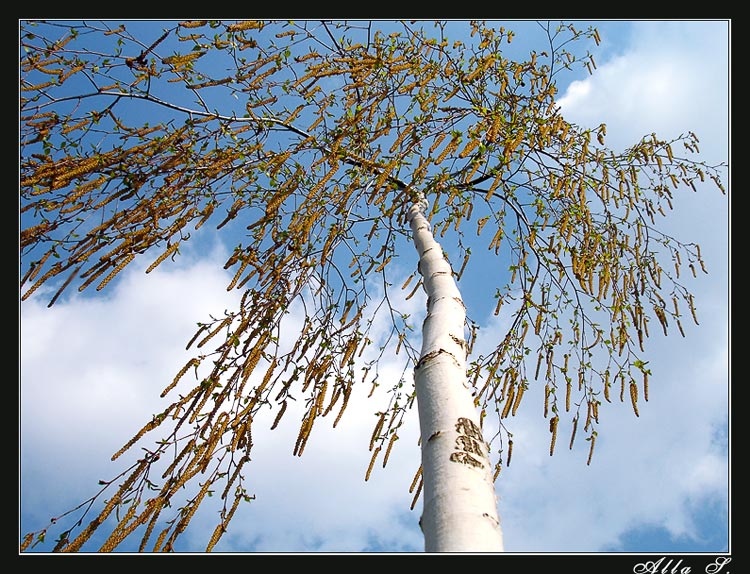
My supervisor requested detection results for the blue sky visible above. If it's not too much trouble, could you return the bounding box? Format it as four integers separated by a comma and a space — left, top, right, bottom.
19, 20, 730, 554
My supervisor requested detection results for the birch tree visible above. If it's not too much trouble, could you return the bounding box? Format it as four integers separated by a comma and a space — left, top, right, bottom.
20, 20, 726, 552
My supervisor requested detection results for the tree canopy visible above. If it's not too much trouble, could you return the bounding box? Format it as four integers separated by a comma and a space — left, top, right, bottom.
20, 20, 726, 552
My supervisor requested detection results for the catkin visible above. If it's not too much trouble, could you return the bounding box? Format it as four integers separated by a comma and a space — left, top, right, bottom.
382, 433, 399, 468
197, 317, 232, 348
586, 435, 596, 465
21, 261, 64, 300
161, 358, 200, 398
206, 493, 242, 551
96, 254, 135, 291
429, 132, 447, 154
365, 446, 381, 481
458, 137, 480, 159
569, 417, 578, 449
549, 416, 559, 456
98, 500, 143, 552
629, 382, 640, 417
409, 465, 423, 493
511, 384, 525, 416
61, 460, 148, 552
294, 409, 315, 456
506, 439, 514, 467
333, 387, 350, 428
501, 384, 515, 419
603, 370, 611, 402
146, 242, 180, 274
370, 412, 386, 451
410, 476, 423, 511
270, 401, 287, 430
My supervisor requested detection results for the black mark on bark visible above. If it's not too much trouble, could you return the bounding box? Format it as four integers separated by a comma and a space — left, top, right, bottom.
450, 417, 486, 469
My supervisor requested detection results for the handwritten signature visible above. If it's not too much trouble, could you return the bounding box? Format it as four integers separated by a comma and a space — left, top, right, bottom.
633, 556, 731, 574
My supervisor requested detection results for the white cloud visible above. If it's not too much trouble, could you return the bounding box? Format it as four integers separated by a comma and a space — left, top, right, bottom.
557, 20, 729, 161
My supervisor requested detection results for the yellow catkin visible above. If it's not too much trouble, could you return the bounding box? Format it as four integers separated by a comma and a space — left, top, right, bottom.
603, 370, 611, 402
61, 460, 148, 552
323, 385, 342, 417
151, 527, 171, 553
270, 401, 287, 430
493, 463, 502, 481
382, 433, 399, 468
162, 52, 205, 66
493, 296, 503, 316
294, 409, 316, 456
22, 261, 66, 300
511, 384, 525, 416
506, 439, 514, 467
230, 420, 249, 452
365, 446, 381, 481
410, 476, 423, 511
20, 533, 35, 552
161, 358, 200, 398
534, 352, 544, 380
333, 387, 351, 428
489, 227, 504, 253
474, 216, 489, 237
689, 295, 700, 325
549, 416, 559, 456
98, 499, 145, 552
569, 417, 578, 450
137, 499, 166, 551
163, 479, 213, 549
21, 250, 53, 286
458, 137, 480, 159
206, 494, 243, 552
241, 345, 264, 383
534, 311, 543, 335
185, 325, 208, 351
404, 279, 423, 301
586, 435, 596, 465
501, 384, 515, 419
96, 253, 135, 291
197, 317, 232, 348
409, 465, 423, 493
261, 358, 277, 390
370, 412, 386, 451
433, 136, 460, 165
146, 242, 181, 274
315, 381, 329, 413
429, 132, 447, 154
629, 382, 640, 417
227, 20, 263, 32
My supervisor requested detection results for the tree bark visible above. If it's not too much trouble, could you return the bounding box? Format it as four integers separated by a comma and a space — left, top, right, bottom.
407, 196, 504, 552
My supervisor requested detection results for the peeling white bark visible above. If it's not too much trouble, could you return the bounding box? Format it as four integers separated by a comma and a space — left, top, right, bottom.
408, 197, 504, 552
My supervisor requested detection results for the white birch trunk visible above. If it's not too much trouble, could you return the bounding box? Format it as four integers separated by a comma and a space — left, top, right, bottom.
407, 197, 504, 552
